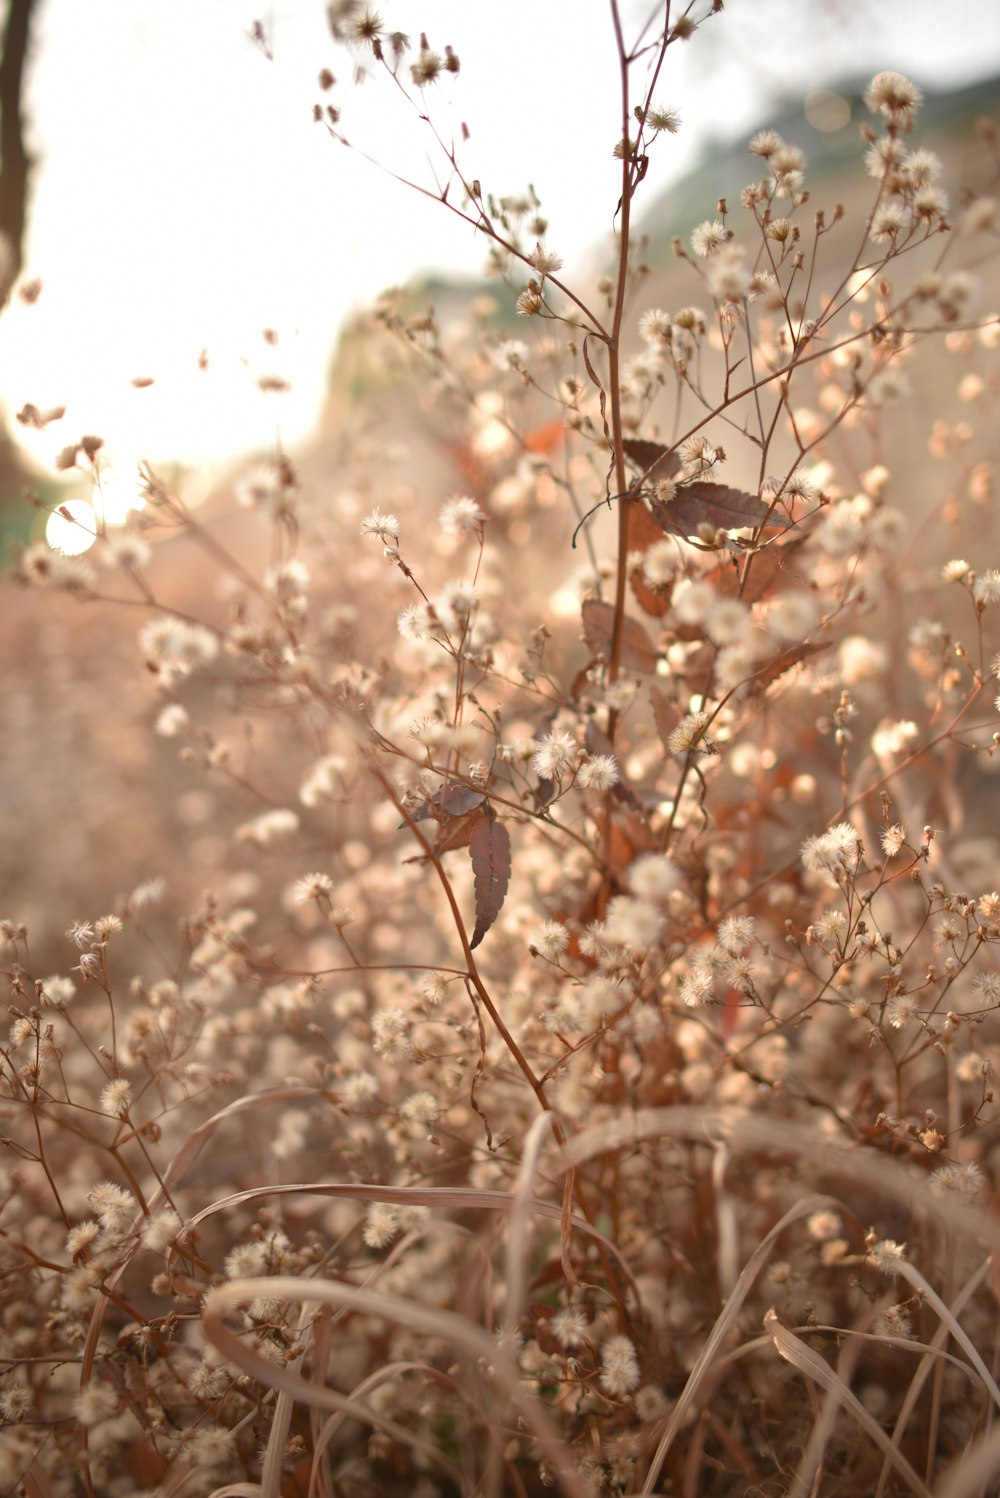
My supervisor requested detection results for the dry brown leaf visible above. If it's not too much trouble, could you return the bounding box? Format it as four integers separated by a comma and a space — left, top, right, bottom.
652, 482, 770, 538
622, 438, 682, 490
748, 641, 827, 694
581, 599, 658, 674
706, 536, 809, 603
469, 816, 511, 949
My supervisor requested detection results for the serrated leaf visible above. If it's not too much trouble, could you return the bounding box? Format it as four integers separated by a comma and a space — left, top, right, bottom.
469, 816, 511, 949
650, 686, 680, 755
625, 496, 666, 554
630, 565, 673, 617
405, 784, 487, 826
625, 500, 674, 616
581, 599, 657, 674
651, 482, 770, 539
748, 640, 828, 694
705, 535, 809, 604
622, 438, 682, 490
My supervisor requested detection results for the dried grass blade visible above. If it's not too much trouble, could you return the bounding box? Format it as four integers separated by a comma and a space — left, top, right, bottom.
764, 1308, 931, 1498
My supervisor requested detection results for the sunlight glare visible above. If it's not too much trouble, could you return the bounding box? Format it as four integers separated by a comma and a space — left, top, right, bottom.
46, 498, 97, 554
94, 463, 146, 526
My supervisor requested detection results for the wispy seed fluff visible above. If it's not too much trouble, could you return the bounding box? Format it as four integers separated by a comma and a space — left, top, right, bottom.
801, 822, 861, 885
599, 1334, 641, 1396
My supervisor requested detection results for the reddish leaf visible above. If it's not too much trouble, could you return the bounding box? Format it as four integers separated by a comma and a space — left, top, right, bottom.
406, 784, 486, 826
622, 438, 682, 490
650, 686, 680, 755
652, 482, 770, 539
582, 599, 658, 674
630, 569, 672, 617
748, 641, 828, 695
705, 536, 809, 603
626, 501, 674, 616
469, 816, 511, 949
625, 496, 666, 554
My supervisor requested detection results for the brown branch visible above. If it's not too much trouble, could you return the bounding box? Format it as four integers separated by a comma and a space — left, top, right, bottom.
0, 0, 36, 306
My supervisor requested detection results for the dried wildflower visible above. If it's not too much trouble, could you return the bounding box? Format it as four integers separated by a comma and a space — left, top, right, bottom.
39, 974, 76, 1007
599, 1334, 641, 1397
76, 1382, 119, 1426
874, 1303, 913, 1338
807, 1210, 842, 1241
691, 219, 728, 257
0, 1383, 31, 1421
363, 1201, 401, 1248
604, 896, 663, 951
971, 972, 1000, 1005
668, 711, 713, 757
870, 203, 910, 244
225, 1241, 268, 1278
705, 597, 749, 646
128, 876, 166, 911
717, 914, 754, 955
342, 1070, 379, 1105
266, 558, 310, 601
371, 1007, 412, 1061
577, 754, 619, 790
647, 105, 681, 134
184, 1427, 234, 1472
865, 71, 922, 120
66, 920, 95, 948
643, 539, 677, 585
401, 1091, 439, 1128
397, 602, 432, 640
107, 533, 152, 569
236, 808, 300, 847
962, 196, 998, 234
749, 128, 782, 159
143, 1208, 182, 1253
410, 49, 443, 86
706, 242, 749, 303
881, 824, 906, 858
88, 1182, 136, 1230
532, 731, 577, 780
293, 872, 333, 906
440, 495, 486, 534
871, 720, 918, 760
516, 284, 544, 317
528, 244, 563, 276
679, 963, 714, 1007
765, 592, 818, 642
674, 579, 715, 625
973, 570, 1000, 607
155, 703, 190, 739
801, 822, 861, 885
99, 1078, 131, 1118
493, 338, 529, 370
638, 307, 671, 344
360, 507, 400, 543
929, 1161, 983, 1200
139, 617, 219, 672
552, 1306, 589, 1348
867, 1237, 907, 1275
886, 992, 918, 1029
300, 753, 348, 807
627, 854, 679, 901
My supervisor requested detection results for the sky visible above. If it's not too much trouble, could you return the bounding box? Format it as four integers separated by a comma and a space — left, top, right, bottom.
2, 0, 999, 545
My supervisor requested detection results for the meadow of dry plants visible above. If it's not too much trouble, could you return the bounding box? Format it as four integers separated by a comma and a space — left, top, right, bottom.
4, 3, 1000, 1495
